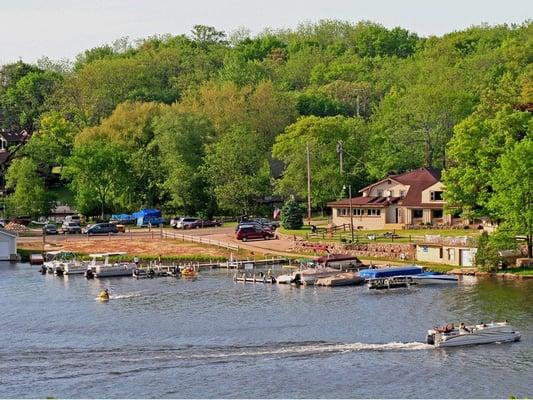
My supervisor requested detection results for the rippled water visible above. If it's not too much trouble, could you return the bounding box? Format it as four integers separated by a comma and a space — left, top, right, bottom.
1, 262, 532, 398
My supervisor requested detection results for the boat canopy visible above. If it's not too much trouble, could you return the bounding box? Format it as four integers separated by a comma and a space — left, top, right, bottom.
358, 265, 424, 279
89, 252, 128, 258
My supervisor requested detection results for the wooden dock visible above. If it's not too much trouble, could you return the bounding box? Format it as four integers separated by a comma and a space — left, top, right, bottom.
233, 272, 277, 284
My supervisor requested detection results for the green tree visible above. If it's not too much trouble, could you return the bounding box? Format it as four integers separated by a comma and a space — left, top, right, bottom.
280, 198, 304, 229
23, 112, 77, 173
443, 107, 531, 218
1, 69, 62, 132
5, 158, 51, 218
63, 140, 132, 218
272, 115, 369, 209
203, 125, 271, 215
489, 138, 533, 258
153, 111, 214, 215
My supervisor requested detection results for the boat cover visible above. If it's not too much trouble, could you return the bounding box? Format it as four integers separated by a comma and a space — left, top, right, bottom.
358, 265, 423, 278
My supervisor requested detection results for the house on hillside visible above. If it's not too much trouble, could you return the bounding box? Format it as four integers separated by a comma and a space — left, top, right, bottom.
0, 129, 29, 151
328, 167, 456, 230
0, 129, 30, 188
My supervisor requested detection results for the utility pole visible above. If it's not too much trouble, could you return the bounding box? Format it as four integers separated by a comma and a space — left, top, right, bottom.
336, 140, 343, 175
306, 142, 312, 224
349, 185, 354, 243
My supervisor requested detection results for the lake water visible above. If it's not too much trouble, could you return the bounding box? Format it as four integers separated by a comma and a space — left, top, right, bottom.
1, 262, 532, 398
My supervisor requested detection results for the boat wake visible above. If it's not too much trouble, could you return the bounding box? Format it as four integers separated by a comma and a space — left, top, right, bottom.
93, 293, 143, 301
170, 341, 433, 360
109, 293, 143, 300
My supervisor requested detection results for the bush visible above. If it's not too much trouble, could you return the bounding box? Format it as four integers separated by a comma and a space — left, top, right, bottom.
280, 198, 304, 229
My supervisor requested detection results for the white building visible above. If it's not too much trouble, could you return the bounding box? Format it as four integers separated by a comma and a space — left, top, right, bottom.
0, 229, 17, 261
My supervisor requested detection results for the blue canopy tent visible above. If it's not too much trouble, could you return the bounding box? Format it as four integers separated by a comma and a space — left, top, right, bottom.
131, 209, 164, 226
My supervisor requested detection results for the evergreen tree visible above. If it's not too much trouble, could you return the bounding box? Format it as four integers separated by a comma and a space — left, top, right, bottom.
280, 198, 304, 229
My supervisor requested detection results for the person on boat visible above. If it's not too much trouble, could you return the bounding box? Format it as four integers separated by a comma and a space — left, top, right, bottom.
459, 322, 470, 333
98, 289, 109, 300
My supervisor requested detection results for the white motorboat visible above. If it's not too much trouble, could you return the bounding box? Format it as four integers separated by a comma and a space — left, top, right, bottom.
276, 273, 294, 284
43, 251, 81, 275
86, 253, 136, 278
427, 321, 521, 347
292, 267, 340, 286
411, 272, 458, 285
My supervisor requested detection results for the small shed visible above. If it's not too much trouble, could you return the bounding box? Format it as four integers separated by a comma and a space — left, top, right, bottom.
0, 229, 17, 261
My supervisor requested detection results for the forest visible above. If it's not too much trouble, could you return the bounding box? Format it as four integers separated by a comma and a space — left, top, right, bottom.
0, 20, 531, 246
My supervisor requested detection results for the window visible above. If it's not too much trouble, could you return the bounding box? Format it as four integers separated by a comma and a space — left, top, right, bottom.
377, 189, 383, 197
354, 209, 364, 216
389, 190, 394, 197
439, 247, 443, 259
399, 190, 406, 198
432, 209, 443, 219
431, 191, 444, 201
413, 209, 423, 218
367, 209, 381, 216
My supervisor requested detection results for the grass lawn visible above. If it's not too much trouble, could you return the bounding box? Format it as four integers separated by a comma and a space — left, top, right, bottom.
505, 266, 533, 276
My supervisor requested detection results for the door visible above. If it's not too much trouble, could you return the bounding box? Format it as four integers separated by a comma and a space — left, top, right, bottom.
0, 241, 10, 260
460, 249, 473, 267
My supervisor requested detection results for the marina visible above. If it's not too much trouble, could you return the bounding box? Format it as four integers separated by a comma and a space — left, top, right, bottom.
0, 262, 531, 398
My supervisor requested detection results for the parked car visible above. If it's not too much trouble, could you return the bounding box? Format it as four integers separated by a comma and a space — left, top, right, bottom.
64, 214, 81, 224
82, 222, 118, 235
112, 223, 126, 233
252, 217, 280, 229
235, 221, 274, 232
196, 219, 222, 228
60, 221, 82, 234
170, 216, 183, 229
236, 225, 276, 242
175, 217, 200, 229
42, 224, 59, 235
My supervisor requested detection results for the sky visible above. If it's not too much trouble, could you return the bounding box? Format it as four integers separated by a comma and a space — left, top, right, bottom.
0, 0, 531, 65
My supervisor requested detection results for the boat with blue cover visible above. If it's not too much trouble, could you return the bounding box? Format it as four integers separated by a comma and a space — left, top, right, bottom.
358, 265, 424, 279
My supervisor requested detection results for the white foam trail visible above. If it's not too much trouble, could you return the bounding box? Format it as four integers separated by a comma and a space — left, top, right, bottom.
109, 293, 143, 299
169, 341, 433, 360
94, 293, 143, 301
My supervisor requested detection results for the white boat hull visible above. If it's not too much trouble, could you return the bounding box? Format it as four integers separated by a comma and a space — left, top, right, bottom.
411, 275, 458, 285
429, 323, 521, 347
276, 274, 293, 284
94, 263, 135, 278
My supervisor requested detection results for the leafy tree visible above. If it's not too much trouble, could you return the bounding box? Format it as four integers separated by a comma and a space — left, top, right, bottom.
296, 91, 347, 117
489, 138, 533, 258
1, 69, 61, 131
75, 101, 166, 209
272, 116, 369, 209
280, 198, 304, 229
443, 107, 531, 218
63, 140, 132, 218
153, 111, 214, 214
190, 25, 227, 47
5, 158, 51, 218
23, 112, 77, 173
203, 125, 271, 215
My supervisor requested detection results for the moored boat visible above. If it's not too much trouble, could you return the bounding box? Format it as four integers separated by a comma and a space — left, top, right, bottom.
87, 253, 136, 278
411, 271, 458, 285
427, 321, 521, 347
292, 267, 340, 286
315, 272, 364, 287
358, 265, 424, 279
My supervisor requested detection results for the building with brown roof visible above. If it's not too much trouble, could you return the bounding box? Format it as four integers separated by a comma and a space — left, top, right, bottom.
327, 167, 453, 230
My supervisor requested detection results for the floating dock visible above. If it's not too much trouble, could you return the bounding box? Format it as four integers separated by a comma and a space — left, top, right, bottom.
233, 272, 276, 284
